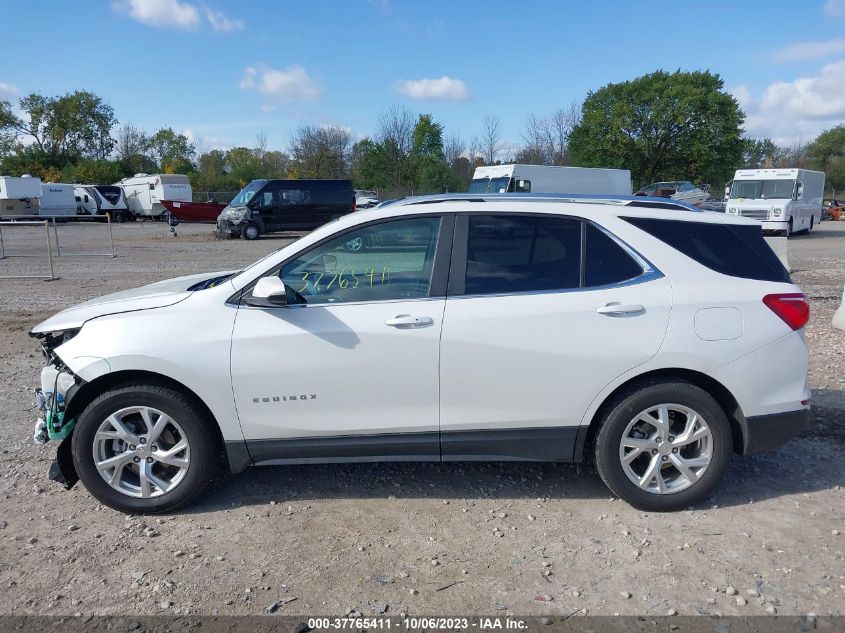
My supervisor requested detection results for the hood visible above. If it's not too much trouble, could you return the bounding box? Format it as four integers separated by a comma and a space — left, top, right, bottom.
31, 270, 237, 334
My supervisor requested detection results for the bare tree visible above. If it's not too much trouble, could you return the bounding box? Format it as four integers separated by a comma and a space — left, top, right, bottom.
519, 113, 551, 165
115, 123, 147, 162
481, 114, 504, 165
782, 135, 808, 168
255, 131, 268, 159
546, 100, 581, 165
376, 105, 415, 187
443, 134, 466, 168
289, 125, 352, 178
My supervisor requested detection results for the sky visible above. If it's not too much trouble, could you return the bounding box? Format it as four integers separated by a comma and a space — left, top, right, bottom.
2, 0, 845, 154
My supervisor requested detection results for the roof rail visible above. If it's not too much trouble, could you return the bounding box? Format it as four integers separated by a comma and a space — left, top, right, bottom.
390, 192, 702, 212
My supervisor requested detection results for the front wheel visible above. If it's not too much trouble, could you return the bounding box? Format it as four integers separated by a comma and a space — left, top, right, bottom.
594, 381, 732, 512
71, 384, 219, 513
242, 223, 260, 240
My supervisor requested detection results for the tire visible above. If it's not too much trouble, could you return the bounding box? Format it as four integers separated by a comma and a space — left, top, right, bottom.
786, 218, 793, 237
593, 380, 732, 512
809, 216, 814, 232
242, 223, 260, 240
71, 384, 220, 514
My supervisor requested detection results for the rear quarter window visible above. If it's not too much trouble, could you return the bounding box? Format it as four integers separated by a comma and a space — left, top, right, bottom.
622, 217, 789, 283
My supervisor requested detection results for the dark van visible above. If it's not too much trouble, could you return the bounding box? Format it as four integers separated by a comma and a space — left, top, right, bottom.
216, 179, 355, 240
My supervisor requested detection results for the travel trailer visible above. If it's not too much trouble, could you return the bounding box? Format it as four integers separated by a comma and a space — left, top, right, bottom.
0, 175, 41, 217
74, 185, 130, 220
725, 168, 825, 236
469, 165, 632, 196
117, 173, 192, 218
37, 183, 77, 217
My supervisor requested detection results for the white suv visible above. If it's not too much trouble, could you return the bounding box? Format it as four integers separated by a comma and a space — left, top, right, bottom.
30, 195, 811, 513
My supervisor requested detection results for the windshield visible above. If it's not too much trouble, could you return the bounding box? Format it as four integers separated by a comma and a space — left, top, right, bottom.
730, 179, 795, 200
469, 176, 511, 193
230, 179, 268, 207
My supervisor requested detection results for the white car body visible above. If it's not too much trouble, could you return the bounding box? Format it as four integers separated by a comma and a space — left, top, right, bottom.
726, 168, 825, 235
31, 195, 811, 510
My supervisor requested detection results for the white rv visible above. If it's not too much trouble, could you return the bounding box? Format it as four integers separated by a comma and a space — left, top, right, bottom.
469, 164, 632, 196
0, 175, 42, 217
75, 185, 130, 220
37, 183, 77, 217
117, 173, 192, 218
726, 168, 825, 236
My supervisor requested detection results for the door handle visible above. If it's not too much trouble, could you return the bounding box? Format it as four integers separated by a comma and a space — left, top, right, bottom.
596, 303, 645, 316
385, 314, 434, 328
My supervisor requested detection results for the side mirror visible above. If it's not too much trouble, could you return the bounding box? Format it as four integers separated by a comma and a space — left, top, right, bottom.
245, 276, 288, 307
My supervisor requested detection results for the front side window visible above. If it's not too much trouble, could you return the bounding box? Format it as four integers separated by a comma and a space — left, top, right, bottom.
279, 216, 442, 305
464, 215, 581, 295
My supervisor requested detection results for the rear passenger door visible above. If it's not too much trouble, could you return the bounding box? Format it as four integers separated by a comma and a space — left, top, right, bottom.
438, 213, 672, 461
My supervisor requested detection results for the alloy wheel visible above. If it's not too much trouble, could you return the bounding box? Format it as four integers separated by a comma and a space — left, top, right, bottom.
92, 406, 190, 498
618, 403, 713, 495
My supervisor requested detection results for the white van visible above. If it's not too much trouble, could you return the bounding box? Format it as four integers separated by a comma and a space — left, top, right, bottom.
469, 164, 632, 196
37, 183, 78, 217
75, 185, 131, 220
118, 174, 192, 218
725, 168, 825, 236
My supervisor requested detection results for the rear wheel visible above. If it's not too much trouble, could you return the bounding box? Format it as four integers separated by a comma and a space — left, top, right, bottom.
594, 381, 732, 511
72, 384, 219, 514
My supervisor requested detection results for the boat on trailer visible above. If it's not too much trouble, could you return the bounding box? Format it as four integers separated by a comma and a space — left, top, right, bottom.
161, 199, 226, 223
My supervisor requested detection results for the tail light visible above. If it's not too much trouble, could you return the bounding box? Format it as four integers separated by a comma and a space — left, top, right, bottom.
763, 293, 810, 330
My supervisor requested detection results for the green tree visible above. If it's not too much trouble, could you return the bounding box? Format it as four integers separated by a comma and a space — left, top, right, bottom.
742, 137, 785, 168
806, 125, 845, 194
350, 139, 390, 190
0, 91, 117, 165
569, 70, 745, 187
62, 158, 124, 184
145, 127, 196, 172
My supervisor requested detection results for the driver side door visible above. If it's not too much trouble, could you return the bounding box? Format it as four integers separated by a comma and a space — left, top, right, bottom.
230, 214, 452, 463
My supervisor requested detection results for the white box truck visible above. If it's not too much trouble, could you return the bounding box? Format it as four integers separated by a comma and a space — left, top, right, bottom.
725, 168, 825, 236
468, 164, 632, 195
0, 175, 42, 217
36, 183, 77, 217
118, 173, 192, 218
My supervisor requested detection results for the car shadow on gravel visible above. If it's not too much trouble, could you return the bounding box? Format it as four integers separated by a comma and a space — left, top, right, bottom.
185, 394, 844, 514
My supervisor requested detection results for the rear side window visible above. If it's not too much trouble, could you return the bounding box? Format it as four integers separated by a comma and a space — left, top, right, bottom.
585, 223, 644, 286
622, 217, 789, 283
465, 215, 581, 295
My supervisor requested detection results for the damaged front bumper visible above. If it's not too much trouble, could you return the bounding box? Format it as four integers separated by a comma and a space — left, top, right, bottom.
30, 328, 84, 489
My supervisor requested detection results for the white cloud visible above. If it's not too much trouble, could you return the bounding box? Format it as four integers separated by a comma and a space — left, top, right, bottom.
776, 38, 845, 61
826, 0, 845, 17
733, 60, 845, 144
115, 0, 243, 32
0, 82, 19, 100
395, 76, 469, 101
206, 9, 244, 32
240, 65, 321, 103
114, 0, 200, 29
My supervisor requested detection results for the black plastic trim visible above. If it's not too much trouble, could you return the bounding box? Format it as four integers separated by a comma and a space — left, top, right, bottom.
441, 427, 579, 462
243, 432, 440, 465
235, 426, 580, 467
739, 408, 809, 455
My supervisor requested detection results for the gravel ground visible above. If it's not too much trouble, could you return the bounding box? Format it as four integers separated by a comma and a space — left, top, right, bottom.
0, 219, 843, 618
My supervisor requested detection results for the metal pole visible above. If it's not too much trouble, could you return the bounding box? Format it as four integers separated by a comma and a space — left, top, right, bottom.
52, 217, 61, 257
107, 212, 115, 257
45, 221, 55, 280
0, 223, 5, 259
